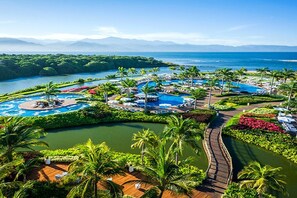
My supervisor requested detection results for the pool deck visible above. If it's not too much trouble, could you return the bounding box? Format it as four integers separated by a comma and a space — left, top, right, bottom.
18, 99, 77, 110
28, 163, 211, 198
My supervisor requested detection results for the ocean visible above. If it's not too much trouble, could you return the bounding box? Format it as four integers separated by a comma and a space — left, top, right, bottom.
88, 52, 297, 71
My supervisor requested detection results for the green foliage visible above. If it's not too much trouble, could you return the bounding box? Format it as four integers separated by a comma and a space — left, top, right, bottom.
217, 95, 285, 106
249, 107, 278, 114
223, 183, 262, 198
39, 67, 58, 76
223, 127, 297, 164
212, 102, 238, 111
0, 54, 171, 81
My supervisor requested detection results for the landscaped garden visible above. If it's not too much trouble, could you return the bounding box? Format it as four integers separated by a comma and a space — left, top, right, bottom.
0, 59, 297, 197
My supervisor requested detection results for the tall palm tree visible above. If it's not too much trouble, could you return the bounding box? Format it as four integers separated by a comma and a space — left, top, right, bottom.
189, 88, 207, 109
67, 140, 123, 198
121, 78, 137, 97
0, 117, 48, 162
127, 67, 138, 77
269, 70, 282, 94
256, 67, 270, 85
206, 78, 219, 108
278, 81, 297, 109
117, 67, 127, 81
163, 115, 202, 164
281, 68, 295, 83
44, 81, 60, 102
185, 66, 200, 87
238, 161, 286, 196
131, 129, 158, 164
152, 75, 163, 91
216, 68, 233, 95
235, 67, 247, 85
125, 141, 199, 198
151, 67, 160, 75
98, 82, 117, 103
140, 68, 147, 76
141, 82, 155, 112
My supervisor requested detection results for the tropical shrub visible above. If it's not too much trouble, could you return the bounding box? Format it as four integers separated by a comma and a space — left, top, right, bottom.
234, 116, 284, 133
243, 113, 276, 119
249, 107, 277, 114
217, 95, 285, 106
212, 103, 237, 111
223, 128, 297, 164
183, 109, 216, 123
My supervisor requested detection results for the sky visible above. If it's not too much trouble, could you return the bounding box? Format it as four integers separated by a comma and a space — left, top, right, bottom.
0, 0, 296, 46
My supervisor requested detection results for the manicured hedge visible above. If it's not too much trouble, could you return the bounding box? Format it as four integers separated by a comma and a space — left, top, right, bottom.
216, 95, 285, 106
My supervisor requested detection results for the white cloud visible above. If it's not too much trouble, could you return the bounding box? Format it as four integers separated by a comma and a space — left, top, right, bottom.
95, 26, 119, 35
226, 24, 256, 32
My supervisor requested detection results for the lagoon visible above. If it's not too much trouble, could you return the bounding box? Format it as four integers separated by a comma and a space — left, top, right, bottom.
224, 136, 297, 197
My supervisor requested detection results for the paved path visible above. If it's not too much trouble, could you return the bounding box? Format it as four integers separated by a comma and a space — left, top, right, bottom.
199, 102, 281, 198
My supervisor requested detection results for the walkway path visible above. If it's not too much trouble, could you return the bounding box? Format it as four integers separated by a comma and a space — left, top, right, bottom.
200, 102, 281, 198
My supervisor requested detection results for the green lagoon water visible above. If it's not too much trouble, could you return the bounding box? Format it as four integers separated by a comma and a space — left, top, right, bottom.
42, 122, 208, 170
40, 122, 297, 197
224, 136, 297, 197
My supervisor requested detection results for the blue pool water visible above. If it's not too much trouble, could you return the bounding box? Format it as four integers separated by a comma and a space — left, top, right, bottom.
137, 80, 263, 107
0, 94, 89, 117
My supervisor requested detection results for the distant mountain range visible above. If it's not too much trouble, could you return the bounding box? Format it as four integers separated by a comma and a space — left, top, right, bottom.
0, 37, 297, 52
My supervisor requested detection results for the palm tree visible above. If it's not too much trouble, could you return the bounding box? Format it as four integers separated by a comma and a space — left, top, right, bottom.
141, 82, 155, 112
98, 82, 117, 103
269, 70, 282, 94
127, 67, 138, 77
163, 115, 202, 164
140, 68, 147, 76
44, 81, 60, 102
238, 161, 286, 196
216, 68, 233, 95
125, 141, 199, 198
131, 129, 158, 164
206, 78, 219, 108
117, 67, 127, 81
14, 158, 38, 182
0, 117, 48, 162
278, 81, 297, 109
67, 140, 123, 198
151, 67, 160, 75
152, 76, 163, 91
281, 68, 295, 83
121, 78, 137, 97
235, 67, 247, 85
189, 88, 207, 109
185, 66, 200, 87
256, 67, 270, 85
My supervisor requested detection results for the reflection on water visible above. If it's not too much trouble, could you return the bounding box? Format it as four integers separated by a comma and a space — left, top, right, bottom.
223, 136, 297, 197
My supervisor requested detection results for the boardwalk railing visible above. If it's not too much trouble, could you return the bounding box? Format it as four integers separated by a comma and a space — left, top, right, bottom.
202, 123, 212, 174
219, 125, 233, 184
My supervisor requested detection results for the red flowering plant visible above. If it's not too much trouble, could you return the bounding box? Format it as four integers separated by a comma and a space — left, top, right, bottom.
233, 116, 284, 133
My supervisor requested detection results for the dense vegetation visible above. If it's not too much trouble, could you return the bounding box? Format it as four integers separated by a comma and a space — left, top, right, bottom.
25, 102, 214, 130
223, 108, 297, 164
0, 54, 174, 81
213, 95, 285, 110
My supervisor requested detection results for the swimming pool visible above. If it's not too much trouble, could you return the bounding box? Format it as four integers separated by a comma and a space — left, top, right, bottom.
0, 94, 89, 117
137, 79, 264, 107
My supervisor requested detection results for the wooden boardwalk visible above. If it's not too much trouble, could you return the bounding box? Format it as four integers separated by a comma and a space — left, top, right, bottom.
200, 102, 281, 198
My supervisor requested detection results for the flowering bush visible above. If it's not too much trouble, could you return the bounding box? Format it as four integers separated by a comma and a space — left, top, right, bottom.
249, 107, 277, 115
243, 113, 276, 119
234, 116, 284, 133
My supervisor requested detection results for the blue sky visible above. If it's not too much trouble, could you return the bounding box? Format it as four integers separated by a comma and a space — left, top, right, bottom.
0, 0, 296, 45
